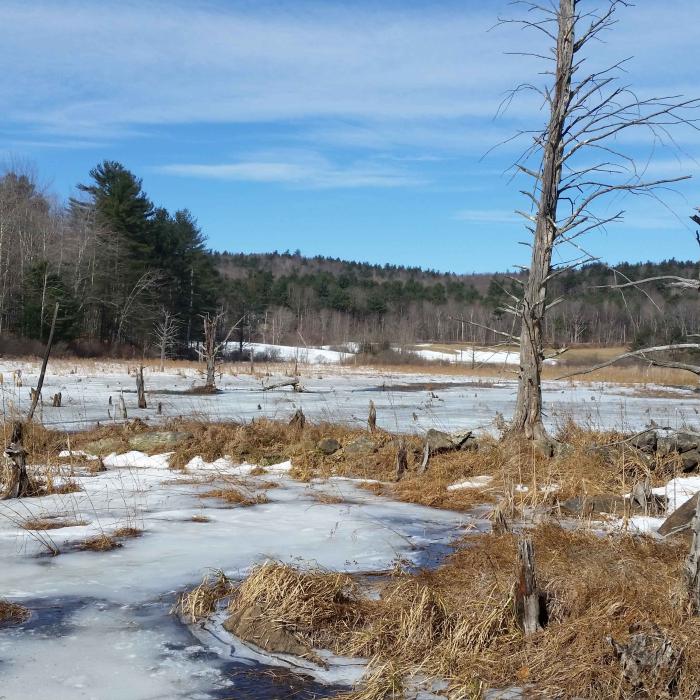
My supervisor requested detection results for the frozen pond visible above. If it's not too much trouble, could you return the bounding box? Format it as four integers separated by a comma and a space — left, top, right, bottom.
1, 360, 699, 434
0, 454, 476, 699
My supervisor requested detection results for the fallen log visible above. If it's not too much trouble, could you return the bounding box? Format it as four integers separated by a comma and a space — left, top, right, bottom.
262, 378, 302, 392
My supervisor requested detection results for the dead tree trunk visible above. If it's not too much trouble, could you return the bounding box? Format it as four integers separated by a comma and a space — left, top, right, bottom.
684, 497, 700, 613
395, 440, 408, 481
515, 536, 544, 635
203, 315, 218, 391
368, 400, 377, 433
512, 0, 574, 442
1, 423, 31, 500
136, 366, 147, 409
119, 393, 128, 420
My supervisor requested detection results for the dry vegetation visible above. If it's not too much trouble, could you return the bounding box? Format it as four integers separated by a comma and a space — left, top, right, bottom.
0, 600, 30, 626
21, 517, 86, 530
78, 534, 121, 551
174, 529, 700, 699
199, 488, 269, 506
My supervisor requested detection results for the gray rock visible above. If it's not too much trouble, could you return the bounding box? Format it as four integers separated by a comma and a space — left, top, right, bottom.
425, 428, 476, 453
560, 493, 666, 517
630, 431, 657, 453
343, 436, 376, 455
681, 450, 700, 472
658, 492, 699, 537
127, 431, 192, 452
317, 437, 341, 455
82, 430, 192, 456
672, 432, 700, 454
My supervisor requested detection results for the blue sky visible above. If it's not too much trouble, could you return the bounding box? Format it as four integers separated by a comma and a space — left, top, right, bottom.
1, 0, 699, 273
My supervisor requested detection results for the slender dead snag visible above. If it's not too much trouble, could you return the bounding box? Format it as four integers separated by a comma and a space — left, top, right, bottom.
515, 536, 544, 635
395, 440, 408, 482
368, 400, 377, 433
497, 0, 698, 439
684, 497, 700, 613
136, 366, 147, 409
27, 302, 58, 423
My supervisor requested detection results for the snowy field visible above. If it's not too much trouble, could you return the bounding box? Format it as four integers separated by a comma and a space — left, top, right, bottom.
0, 452, 477, 699
2, 357, 700, 698
1, 359, 699, 435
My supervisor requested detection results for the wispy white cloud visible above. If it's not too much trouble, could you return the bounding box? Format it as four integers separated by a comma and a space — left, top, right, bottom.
1, 0, 696, 153
156, 152, 424, 189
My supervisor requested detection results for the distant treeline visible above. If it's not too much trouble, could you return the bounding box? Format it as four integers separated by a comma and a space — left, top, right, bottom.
0, 161, 696, 357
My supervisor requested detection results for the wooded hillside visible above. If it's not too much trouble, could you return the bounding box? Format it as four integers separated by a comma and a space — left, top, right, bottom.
0, 162, 696, 356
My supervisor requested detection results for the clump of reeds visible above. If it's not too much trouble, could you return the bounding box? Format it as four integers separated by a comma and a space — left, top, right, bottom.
227, 561, 363, 652
78, 534, 121, 551
0, 600, 30, 625
174, 569, 235, 622
21, 517, 86, 531
113, 526, 142, 538
199, 488, 269, 506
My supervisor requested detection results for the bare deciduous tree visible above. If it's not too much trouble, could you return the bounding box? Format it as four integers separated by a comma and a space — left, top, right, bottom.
497, 0, 698, 440
153, 307, 181, 372
198, 312, 245, 392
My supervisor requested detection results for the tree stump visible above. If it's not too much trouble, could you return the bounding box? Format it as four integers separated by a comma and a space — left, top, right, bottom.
289, 408, 305, 431
368, 400, 377, 433
609, 625, 681, 697
418, 441, 431, 474
136, 366, 147, 409
395, 440, 408, 481
1, 423, 32, 500
683, 496, 700, 613
52, 392, 62, 407
515, 536, 544, 636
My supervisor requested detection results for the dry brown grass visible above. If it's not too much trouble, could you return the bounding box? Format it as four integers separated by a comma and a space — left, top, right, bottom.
113, 526, 142, 538
190, 514, 210, 523
0, 600, 30, 625
199, 488, 269, 506
78, 534, 121, 551
174, 569, 235, 622
227, 561, 363, 653
21, 517, 86, 531
221, 528, 700, 699
162, 417, 675, 515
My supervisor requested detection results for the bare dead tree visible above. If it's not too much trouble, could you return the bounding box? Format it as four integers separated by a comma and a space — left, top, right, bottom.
153, 307, 181, 372
494, 0, 698, 440
197, 312, 245, 392
136, 366, 147, 409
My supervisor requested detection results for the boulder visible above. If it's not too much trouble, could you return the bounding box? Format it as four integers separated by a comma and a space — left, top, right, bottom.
681, 450, 700, 473
658, 492, 699, 537
317, 437, 341, 455
127, 431, 192, 452
82, 430, 191, 456
425, 428, 476, 453
672, 432, 700, 454
630, 431, 657, 454
560, 493, 665, 517
343, 436, 376, 455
